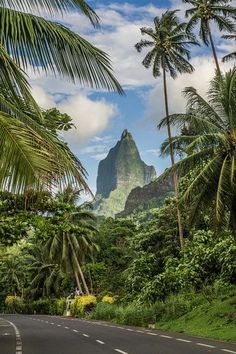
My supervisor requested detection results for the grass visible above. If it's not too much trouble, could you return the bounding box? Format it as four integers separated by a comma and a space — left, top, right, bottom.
88, 289, 236, 342
157, 296, 236, 342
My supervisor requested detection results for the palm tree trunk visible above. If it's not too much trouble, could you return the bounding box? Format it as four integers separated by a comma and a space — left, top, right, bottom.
207, 21, 221, 75
162, 65, 184, 249
74, 269, 83, 294
68, 236, 90, 294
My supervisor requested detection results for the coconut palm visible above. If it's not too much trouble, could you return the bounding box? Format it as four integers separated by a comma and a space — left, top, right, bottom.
183, 0, 236, 73
45, 203, 98, 294
159, 68, 236, 231
28, 246, 63, 297
222, 34, 236, 62
0, 0, 123, 193
135, 10, 198, 248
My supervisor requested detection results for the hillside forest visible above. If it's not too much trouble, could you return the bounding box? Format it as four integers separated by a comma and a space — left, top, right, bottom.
0, 0, 236, 342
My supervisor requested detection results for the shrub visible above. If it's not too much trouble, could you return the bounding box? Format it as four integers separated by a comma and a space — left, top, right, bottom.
102, 295, 115, 304
71, 295, 97, 316
5, 296, 23, 313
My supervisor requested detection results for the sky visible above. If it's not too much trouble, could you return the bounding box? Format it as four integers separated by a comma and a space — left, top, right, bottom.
29, 0, 236, 195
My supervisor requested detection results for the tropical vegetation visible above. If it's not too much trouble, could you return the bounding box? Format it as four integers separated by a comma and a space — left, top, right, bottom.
1, 0, 236, 344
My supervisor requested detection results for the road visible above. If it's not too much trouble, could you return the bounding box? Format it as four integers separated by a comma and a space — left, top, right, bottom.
0, 315, 236, 354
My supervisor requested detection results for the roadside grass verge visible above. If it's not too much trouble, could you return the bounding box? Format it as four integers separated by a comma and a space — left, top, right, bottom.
87, 288, 236, 342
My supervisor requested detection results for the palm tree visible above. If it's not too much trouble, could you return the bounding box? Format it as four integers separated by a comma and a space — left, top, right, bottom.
28, 246, 63, 298
159, 68, 236, 231
183, 0, 236, 74
135, 10, 198, 248
45, 200, 98, 294
0, 0, 123, 193
222, 34, 236, 62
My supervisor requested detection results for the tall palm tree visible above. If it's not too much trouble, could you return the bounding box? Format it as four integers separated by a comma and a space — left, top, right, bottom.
135, 10, 198, 248
183, 0, 236, 73
45, 201, 98, 294
0, 0, 123, 193
159, 68, 236, 231
28, 246, 63, 298
222, 34, 236, 62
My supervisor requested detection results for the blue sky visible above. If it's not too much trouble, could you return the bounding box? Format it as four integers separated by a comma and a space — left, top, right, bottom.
29, 0, 235, 195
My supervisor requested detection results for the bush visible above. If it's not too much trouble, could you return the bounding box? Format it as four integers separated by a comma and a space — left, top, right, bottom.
102, 295, 115, 304
5, 296, 23, 313
71, 295, 97, 316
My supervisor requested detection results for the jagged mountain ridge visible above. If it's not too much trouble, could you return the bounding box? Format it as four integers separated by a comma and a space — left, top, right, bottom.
119, 175, 174, 216
94, 129, 156, 216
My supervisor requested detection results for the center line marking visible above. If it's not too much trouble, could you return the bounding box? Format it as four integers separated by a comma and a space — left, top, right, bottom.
73, 329, 78, 333
64, 327, 69, 329
115, 349, 128, 354
82, 334, 90, 337
160, 335, 173, 339
147, 332, 158, 336
221, 350, 236, 354
96, 340, 105, 344
57, 324, 61, 327
176, 338, 191, 343
196, 343, 215, 348
126, 329, 134, 332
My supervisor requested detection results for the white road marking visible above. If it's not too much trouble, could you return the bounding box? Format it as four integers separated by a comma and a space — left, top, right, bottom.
82, 333, 90, 337
147, 332, 158, 336
196, 343, 215, 348
6, 320, 23, 354
115, 349, 129, 354
64, 326, 69, 329
160, 335, 173, 339
221, 350, 236, 354
126, 329, 134, 332
176, 338, 192, 343
73, 329, 78, 333
96, 340, 105, 344
118, 327, 125, 330
136, 330, 145, 333
57, 324, 61, 327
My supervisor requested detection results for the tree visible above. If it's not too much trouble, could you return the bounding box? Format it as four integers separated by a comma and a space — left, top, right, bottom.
135, 10, 198, 248
222, 34, 236, 62
183, 0, 236, 73
0, 0, 123, 192
159, 68, 236, 232
43, 201, 98, 295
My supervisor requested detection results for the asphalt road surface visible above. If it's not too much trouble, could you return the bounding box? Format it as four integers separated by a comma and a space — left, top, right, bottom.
1, 315, 236, 354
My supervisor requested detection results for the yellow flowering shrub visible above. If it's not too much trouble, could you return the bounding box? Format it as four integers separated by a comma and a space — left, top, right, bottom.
71, 295, 97, 315
5, 296, 22, 313
102, 295, 115, 304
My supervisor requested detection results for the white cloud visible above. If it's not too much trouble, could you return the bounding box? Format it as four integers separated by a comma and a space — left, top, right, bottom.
59, 94, 118, 147
90, 153, 108, 161
31, 85, 54, 109
146, 56, 233, 124
145, 149, 160, 157
81, 144, 107, 154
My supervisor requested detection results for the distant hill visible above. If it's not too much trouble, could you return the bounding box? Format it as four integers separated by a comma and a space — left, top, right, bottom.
93, 130, 156, 217
118, 175, 174, 216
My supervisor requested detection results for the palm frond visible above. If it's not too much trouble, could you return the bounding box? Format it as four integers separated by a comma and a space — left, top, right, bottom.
0, 7, 123, 93
0, 44, 40, 114
0, 113, 53, 192
0, 0, 99, 27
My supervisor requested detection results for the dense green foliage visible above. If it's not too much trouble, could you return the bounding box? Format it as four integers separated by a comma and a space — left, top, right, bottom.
1, 0, 236, 344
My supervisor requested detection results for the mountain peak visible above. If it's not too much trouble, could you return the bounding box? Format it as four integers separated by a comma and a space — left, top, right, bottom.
94, 130, 156, 216
121, 129, 132, 140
